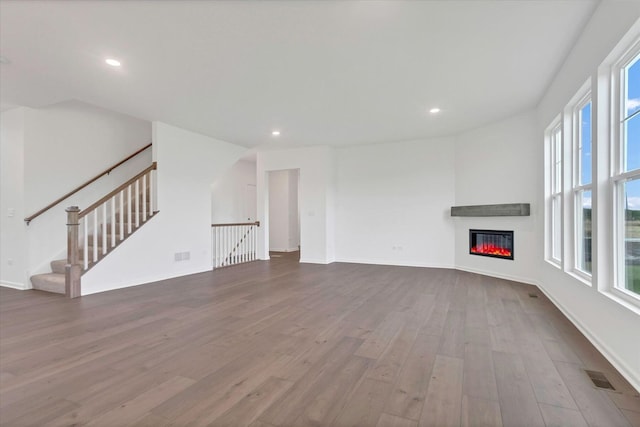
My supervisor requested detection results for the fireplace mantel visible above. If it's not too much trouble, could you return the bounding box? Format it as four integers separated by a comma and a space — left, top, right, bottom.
450, 203, 530, 217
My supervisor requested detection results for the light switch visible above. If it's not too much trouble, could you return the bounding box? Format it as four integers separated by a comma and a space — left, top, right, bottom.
7, 208, 15, 217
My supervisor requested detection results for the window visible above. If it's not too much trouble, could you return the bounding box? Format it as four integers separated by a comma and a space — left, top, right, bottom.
547, 122, 563, 264
614, 46, 640, 299
574, 98, 592, 275
544, 29, 640, 309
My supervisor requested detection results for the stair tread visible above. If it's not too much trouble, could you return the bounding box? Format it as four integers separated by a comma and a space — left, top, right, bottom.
31, 272, 65, 280
31, 273, 65, 294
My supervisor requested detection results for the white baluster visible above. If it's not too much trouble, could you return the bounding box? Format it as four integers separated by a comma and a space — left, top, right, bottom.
228, 226, 232, 265
93, 210, 98, 263
244, 225, 249, 262
127, 185, 132, 234
214, 228, 218, 268
83, 217, 88, 270
234, 226, 237, 264
221, 227, 225, 266
102, 203, 107, 254
241, 226, 245, 263
142, 173, 147, 221
222, 227, 229, 265
119, 191, 124, 241
216, 227, 222, 267
249, 226, 253, 261
250, 225, 256, 261
232, 227, 236, 265
111, 196, 116, 248
135, 179, 140, 228
150, 169, 155, 215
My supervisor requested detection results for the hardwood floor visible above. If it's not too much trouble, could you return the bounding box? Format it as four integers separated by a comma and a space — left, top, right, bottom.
1, 253, 639, 426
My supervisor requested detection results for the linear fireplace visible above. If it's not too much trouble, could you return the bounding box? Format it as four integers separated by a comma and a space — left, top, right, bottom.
469, 229, 514, 260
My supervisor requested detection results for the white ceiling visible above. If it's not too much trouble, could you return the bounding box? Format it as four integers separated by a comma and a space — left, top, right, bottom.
0, 0, 598, 148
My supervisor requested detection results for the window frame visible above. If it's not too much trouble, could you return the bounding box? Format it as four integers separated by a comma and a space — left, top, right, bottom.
546, 119, 563, 267
611, 40, 640, 304
573, 94, 593, 280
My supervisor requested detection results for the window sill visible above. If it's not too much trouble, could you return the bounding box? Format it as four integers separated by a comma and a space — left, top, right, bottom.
600, 288, 640, 316
545, 259, 562, 270
568, 270, 593, 287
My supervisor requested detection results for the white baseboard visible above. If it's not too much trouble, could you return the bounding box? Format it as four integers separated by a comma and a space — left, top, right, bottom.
299, 257, 332, 265
454, 265, 538, 286
269, 247, 299, 253
535, 282, 640, 393
0, 281, 28, 290
335, 257, 454, 269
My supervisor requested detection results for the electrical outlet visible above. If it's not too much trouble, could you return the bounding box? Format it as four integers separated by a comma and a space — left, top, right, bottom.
7, 208, 15, 218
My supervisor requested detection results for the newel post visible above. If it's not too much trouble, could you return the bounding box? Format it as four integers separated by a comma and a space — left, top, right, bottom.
65, 206, 81, 298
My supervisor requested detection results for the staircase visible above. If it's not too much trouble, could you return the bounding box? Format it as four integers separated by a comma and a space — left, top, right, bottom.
29, 162, 157, 296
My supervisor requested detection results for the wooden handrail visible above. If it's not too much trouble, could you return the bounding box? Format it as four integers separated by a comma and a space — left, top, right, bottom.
79, 162, 157, 218
211, 221, 260, 227
24, 143, 152, 224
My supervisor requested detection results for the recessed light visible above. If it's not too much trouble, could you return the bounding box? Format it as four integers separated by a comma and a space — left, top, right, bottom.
105, 58, 121, 67
429, 108, 441, 114
271, 130, 281, 136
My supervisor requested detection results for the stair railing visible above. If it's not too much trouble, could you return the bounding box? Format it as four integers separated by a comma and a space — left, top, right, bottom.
211, 221, 260, 268
65, 162, 157, 298
25, 143, 152, 224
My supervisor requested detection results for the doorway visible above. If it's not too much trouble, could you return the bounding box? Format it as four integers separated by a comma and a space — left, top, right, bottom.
268, 169, 300, 259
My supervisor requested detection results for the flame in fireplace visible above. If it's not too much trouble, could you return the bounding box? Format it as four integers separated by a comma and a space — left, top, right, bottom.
470, 244, 512, 257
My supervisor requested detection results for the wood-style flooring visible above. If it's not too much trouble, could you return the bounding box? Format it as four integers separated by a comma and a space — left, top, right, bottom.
1, 252, 639, 426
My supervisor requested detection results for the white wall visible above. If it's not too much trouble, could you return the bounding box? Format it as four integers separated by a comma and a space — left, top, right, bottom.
453, 111, 539, 284
536, 3, 640, 390
335, 138, 456, 268
268, 169, 299, 252
82, 122, 246, 295
0, 108, 27, 288
257, 146, 335, 264
211, 160, 256, 224
23, 100, 151, 215
0, 101, 152, 288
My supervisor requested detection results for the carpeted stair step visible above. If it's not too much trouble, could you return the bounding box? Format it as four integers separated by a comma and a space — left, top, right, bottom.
51, 259, 67, 274
31, 273, 65, 294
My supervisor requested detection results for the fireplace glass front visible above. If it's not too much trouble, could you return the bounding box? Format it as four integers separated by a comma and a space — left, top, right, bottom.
469, 229, 514, 260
